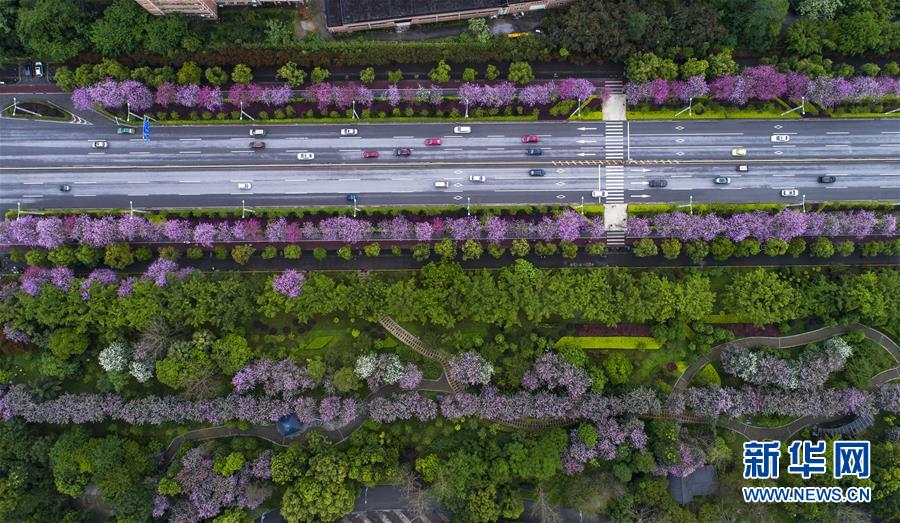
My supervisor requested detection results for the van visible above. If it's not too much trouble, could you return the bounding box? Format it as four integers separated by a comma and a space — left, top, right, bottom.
434, 181, 449, 188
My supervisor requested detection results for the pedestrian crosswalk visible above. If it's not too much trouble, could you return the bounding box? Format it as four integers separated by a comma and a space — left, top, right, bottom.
604, 79, 625, 95
606, 230, 626, 246
604, 121, 625, 203
342, 511, 449, 523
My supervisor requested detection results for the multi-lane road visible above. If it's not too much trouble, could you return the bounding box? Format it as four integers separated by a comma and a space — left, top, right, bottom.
1, 114, 898, 210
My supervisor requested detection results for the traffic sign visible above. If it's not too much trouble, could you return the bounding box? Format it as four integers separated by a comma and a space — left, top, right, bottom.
143, 117, 150, 142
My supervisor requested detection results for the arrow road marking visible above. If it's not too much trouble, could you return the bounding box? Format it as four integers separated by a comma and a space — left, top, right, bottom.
630, 194, 650, 198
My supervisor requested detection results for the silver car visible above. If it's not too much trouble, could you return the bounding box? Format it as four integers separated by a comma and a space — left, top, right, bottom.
468, 175, 486, 182
781, 189, 799, 197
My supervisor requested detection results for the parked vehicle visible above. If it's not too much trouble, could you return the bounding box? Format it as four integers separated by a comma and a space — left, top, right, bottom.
731, 148, 747, 157
434, 181, 449, 188
818, 176, 836, 183
736, 165, 749, 172
394, 148, 411, 156
522, 135, 539, 143
346, 194, 358, 202
648, 179, 668, 188
526, 148, 542, 156
781, 189, 799, 197
249, 141, 265, 150
362, 151, 379, 158
528, 169, 545, 177
424, 138, 442, 146
34, 62, 43, 77
237, 182, 252, 190
340, 128, 358, 136
92, 140, 108, 149
249, 129, 266, 137
117, 127, 135, 135
296, 152, 315, 160
591, 190, 607, 198
59, 184, 71, 192
771, 134, 790, 143
453, 126, 471, 134
468, 175, 486, 182
714, 177, 731, 184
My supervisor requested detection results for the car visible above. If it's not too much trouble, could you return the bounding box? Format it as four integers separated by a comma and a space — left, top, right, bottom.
340, 128, 358, 136
249, 141, 265, 150
34, 62, 43, 77
453, 126, 472, 134
117, 127, 135, 135
346, 194, 358, 202
237, 182, 252, 190
731, 148, 747, 157
468, 175, 486, 182
714, 177, 731, 184
781, 189, 799, 197
522, 135, 539, 143
425, 138, 442, 146
92, 140, 108, 149
434, 181, 449, 188
648, 179, 668, 188
249, 129, 266, 137
736, 165, 749, 172
771, 134, 790, 143
296, 152, 315, 160
591, 190, 607, 198
526, 148, 542, 156
394, 148, 411, 156
59, 184, 71, 192
818, 176, 836, 183
528, 169, 546, 177
362, 151, 379, 159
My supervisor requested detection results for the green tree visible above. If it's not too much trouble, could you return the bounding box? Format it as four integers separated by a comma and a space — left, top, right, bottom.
204, 66, 228, 86
507, 61, 534, 85
680, 58, 709, 79
735, 238, 761, 257
16, 0, 89, 62
836, 240, 855, 257
264, 19, 293, 47
626, 52, 678, 82
48, 328, 89, 359
143, 13, 188, 55
333, 367, 361, 393
412, 243, 431, 262
213, 452, 246, 477
310, 66, 330, 83
359, 67, 375, 84
24, 249, 48, 267
53, 66, 77, 91
231, 64, 253, 84
883, 62, 900, 76
787, 237, 806, 257
211, 333, 253, 375
660, 238, 682, 260
103, 242, 134, 270
785, 19, 824, 56
387, 69, 403, 83
717, 0, 789, 52
809, 237, 835, 258
834, 11, 887, 55
231, 245, 255, 265
859, 63, 880, 77
764, 238, 789, 256
93, 58, 130, 81
90, 0, 146, 57
284, 245, 302, 259
434, 239, 457, 260
632, 238, 658, 257
684, 240, 709, 264
487, 243, 506, 258
75, 245, 101, 267
461, 240, 483, 261
797, 0, 842, 19
560, 241, 578, 259
710, 237, 735, 260
725, 268, 799, 326
706, 49, 739, 78
510, 239, 530, 257
467, 18, 492, 43
363, 243, 381, 257
277, 62, 307, 87
602, 353, 633, 385
337, 245, 352, 260
585, 242, 606, 256
462, 67, 477, 82
485, 64, 499, 80
429, 60, 451, 83
48, 245, 77, 266
176, 61, 201, 85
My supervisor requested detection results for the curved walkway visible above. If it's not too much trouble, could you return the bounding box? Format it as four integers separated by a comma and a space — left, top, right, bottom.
668, 323, 900, 441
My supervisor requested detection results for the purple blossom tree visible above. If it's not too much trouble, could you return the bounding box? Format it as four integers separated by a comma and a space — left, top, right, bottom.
273, 270, 305, 298
386, 85, 401, 107
558, 78, 596, 100
155, 81, 178, 106
447, 352, 494, 386
143, 258, 179, 286
175, 84, 200, 108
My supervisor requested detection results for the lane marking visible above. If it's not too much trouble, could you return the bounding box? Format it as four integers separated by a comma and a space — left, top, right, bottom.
88, 152, 106, 155
178, 180, 201, 183
126, 181, 149, 184
74, 194, 96, 197
825, 144, 849, 148
22, 181, 43, 185
22, 194, 43, 198
338, 178, 360, 181
231, 150, 254, 153
826, 132, 849, 135
179, 138, 202, 141
487, 135, 505, 138
393, 136, 413, 138
179, 151, 202, 154
127, 194, 149, 196
73, 181, 96, 184
284, 178, 307, 182
128, 151, 150, 155
630, 132, 743, 136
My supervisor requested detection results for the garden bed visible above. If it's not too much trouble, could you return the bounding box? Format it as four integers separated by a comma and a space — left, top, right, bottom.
556, 336, 661, 350
2, 100, 70, 120
627, 100, 799, 120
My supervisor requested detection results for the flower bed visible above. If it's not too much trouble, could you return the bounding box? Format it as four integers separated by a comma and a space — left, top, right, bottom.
555, 336, 661, 350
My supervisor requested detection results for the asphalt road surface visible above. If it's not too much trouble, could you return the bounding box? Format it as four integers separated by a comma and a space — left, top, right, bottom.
1, 113, 898, 210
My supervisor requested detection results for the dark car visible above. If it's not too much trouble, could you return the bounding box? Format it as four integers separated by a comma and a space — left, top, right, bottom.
648, 179, 668, 188
59, 184, 71, 192
526, 148, 542, 156
394, 148, 411, 156
346, 194, 358, 202
250, 141, 265, 150
818, 176, 836, 183
528, 169, 545, 177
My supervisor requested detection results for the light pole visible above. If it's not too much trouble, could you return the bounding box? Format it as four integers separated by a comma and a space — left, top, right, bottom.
689, 194, 693, 215
802, 194, 806, 213
353, 198, 357, 218
466, 196, 470, 216
241, 200, 255, 219
580, 196, 585, 215
688, 97, 693, 116
11, 96, 16, 116
464, 99, 469, 119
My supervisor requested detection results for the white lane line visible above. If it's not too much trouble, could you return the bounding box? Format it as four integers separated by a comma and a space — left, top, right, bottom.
631, 132, 743, 136
537, 134, 553, 137
879, 173, 900, 176
88, 152, 106, 155
881, 131, 900, 134
487, 135, 505, 138
22, 194, 43, 198
74, 194, 96, 197
671, 175, 692, 178
879, 144, 899, 147
129, 151, 150, 155
825, 186, 849, 189
773, 174, 795, 177
229, 180, 253, 183
126, 181, 149, 184
73, 181, 96, 184
127, 194, 149, 196
178, 180, 201, 183
487, 148, 505, 151
825, 144, 849, 148
393, 136, 413, 138
338, 178, 360, 181
284, 178, 307, 182
286, 150, 309, 153
284, 191, 308, 194
179, 138, 202, 141
339, 149, 361, 152
231, 150, 254, 153
179, 151, 202, 154
22, 181, 43, 185
580, 134, 604, 137
444, 148, 463, 151
878, 185, 900, 189
826, 132, 849, 135
771, 145, 795, 148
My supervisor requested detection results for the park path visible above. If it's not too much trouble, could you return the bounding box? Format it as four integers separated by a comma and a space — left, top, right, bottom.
666, 323, 900, 441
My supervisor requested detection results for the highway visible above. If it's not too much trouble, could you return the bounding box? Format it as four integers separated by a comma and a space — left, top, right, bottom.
1, 115, 898, 210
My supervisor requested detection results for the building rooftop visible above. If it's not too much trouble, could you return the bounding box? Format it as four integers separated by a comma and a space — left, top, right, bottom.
325, 0, 511, 27
668, 465, 719, 505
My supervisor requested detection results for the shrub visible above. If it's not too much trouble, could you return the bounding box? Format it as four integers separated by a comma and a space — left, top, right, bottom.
387, 69, 403, 83
285, 105, 296, 117
684, 240, 708, 263
186, 247, 204, 259
337, 245, 352, 260
274, 109, 285, 119
507, 61, 534, 85
231, 64, 253, 84
561, 241, 578, 259
836, 240, 855, 257
359, 67, 376, 84
710, 237, 735, 261
859, 63, 880, 77
313, 247, 327, 260
231, 245, 256, 265
216, 112, 226, 120
261, 246, 278, 259
734, 239, 761, 258
391, 245, 402, 256
485, 64, 499, 80
487, 243, 506, 258
764, 239, 789, 257
462, 68, 477, 82
429, 60, 451, 83
461, 240, 483, 260
412, 243, 431, 262
158, 246, 181, 261
311, 67, 330, 83
25, 249, 48, 267
364, 243, 381, 257
585, 242, 606, 256
809, 237, 835, 258
632, 238, 658, 257
787, 238, 806, 258
214, 245, 228, 260
135, 246, 154, 262
258, 111, 269, 119
103, 242, 134, 269
284, 245, 301, 259
48, 246, 77, 267
534, 242, 558, 256
510, 239, 530, 257
660, 238, 681, 259
434, 239, 457, 259
404, 108, 414, 117
201, 111, 213, 120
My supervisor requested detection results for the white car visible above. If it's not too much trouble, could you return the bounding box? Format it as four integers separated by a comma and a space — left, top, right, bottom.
468, 175, 486, 182
340, 128, 358, 136
731, 148, 747, 157
771, 134, 790, 143
34, 62, 44, 77
781, 189, 799, 197
249, 129, 266, 137
92, 140, 108, 149
296, 152, 315, 160
453, 126, 472, 134
434, 181, 449, 188
238, 182, 252, 190
591, 190, 607, 198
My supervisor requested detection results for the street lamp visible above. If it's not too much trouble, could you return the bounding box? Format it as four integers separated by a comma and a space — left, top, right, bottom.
466, 196, 470, 216
801, 194, 806, 213
580, 196, 585, 215
464, 99, 469, 119
241, 200, 255, 219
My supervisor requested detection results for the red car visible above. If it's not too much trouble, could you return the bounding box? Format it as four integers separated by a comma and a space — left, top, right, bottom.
425, 138, 442, 146
362, 151, 379, 158
522, 135, 539, 143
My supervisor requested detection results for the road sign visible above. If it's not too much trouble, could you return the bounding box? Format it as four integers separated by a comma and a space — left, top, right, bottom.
143, 117, 150, 142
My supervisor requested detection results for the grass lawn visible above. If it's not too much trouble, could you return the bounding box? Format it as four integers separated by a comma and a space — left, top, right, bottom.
828, 112, 899, 118
627, 99, 801, 120
557, 336, 661, 349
